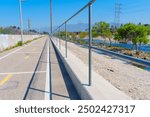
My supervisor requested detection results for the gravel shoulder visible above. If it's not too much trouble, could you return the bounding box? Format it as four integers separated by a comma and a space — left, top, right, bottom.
61, 40, 150, 100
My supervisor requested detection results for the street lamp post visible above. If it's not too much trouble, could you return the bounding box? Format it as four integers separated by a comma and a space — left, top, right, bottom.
19, 0, 24, 44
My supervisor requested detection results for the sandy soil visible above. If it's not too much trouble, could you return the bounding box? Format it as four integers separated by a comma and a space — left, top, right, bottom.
60, 39, 150, 100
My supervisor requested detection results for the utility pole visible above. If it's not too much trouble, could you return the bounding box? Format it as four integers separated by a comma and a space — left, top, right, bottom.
28, 18, 31, 34
19, 0, 24, 44
50, 0, 52, 35
114, 3, 122, 29
114, 3, 117, 29
49, 0, 53, 100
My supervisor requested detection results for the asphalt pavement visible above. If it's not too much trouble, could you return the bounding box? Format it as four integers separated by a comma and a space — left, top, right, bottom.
0, 36, 80, 100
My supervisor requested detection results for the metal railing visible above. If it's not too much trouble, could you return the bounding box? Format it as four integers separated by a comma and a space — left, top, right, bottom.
52, 0, 96, 86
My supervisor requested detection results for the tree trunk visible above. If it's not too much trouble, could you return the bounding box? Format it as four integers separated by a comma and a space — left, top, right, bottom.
108, 38, 112, 47
135, 43, 138, 53
102, 37, 106, 46
131, 44, 134, 50
139, 43, 141, 50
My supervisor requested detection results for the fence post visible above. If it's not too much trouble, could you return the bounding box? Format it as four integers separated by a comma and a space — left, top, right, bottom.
88, 3, 92, 86
59, 27, 61, 49
65, 22, 68, 58
56, 32, 58, 46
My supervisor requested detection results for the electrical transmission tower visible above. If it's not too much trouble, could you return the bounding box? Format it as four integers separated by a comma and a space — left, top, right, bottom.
28, 18, 31, 34
114, 3, 122, 29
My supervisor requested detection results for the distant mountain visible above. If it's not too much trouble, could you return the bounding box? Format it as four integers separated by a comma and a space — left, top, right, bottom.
39, 23, 88, 33
66, 23, 88, 32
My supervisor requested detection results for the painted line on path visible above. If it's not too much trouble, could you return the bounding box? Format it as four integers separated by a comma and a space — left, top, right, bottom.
0, 71, 46, 75
0, 74, 13, 86
45, 40, 50, 100
0, 38, 44, 61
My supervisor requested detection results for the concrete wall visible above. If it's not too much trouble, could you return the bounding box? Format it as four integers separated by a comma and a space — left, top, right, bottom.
0, 34, 41, 51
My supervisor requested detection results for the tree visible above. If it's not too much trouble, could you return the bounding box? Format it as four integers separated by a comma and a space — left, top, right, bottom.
117, 23, 137, 43
145, 26, 150, 35
92, 22, 113, 46
116, 23, 149, 52
92, 25, 99, 38
92, 31, 99, 38
133, 25, 149, 51
114, 33, 122, 42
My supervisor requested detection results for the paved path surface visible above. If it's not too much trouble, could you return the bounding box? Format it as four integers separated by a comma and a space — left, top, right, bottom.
0, 36, 80, 100
50, 41, 80, 100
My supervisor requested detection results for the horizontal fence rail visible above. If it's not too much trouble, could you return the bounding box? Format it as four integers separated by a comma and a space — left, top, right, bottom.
52, 36, 150, 68
91, 46, 150, 67
52, 0, 96, 34
52, 0, 96, 86
52, 0, 150, 88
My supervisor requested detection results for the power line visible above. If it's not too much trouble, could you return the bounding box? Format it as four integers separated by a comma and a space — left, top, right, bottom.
123, 7, 150, 14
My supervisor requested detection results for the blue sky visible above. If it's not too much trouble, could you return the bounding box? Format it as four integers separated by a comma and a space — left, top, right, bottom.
0, 0, 150, 30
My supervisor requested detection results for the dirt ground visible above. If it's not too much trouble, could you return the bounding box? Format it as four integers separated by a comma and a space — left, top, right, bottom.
61, 40, 150, 100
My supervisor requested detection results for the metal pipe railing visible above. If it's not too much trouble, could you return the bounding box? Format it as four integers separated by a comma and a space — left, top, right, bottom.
59, 28, 61, 49
52, 0, 96, 86
65, 23, 68, 58
88, 4, 92, 86
52, 0, 96, 34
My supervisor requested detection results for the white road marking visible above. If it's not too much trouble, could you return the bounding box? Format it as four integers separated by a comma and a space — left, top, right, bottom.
0, 39, 41, 61
0, 47, 24, 61
15, 52, 41, 54
45, 40, 50, 100
0, 71, 46, 75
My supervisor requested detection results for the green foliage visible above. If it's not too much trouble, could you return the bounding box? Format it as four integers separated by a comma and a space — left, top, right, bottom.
17, 41, 23, 46
135, 25, 149, 44
117, 23, 137, 42
93, 22, 109, 37
114, 33, 122, 41
146, 26, 150, 35
58, 31, 66, 39
78, 32, 88, 39
92, 31, 99, 38
0, 26, 20, 34
116, 23, 149, 52
68, 32, 76, 40
92, 21, 113, 46
76, 39, 85, 45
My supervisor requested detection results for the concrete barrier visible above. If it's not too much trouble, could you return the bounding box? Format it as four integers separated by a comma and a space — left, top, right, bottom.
0, 34, 41, 51
51, 38, 132, 100
52, 41, 93, 100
